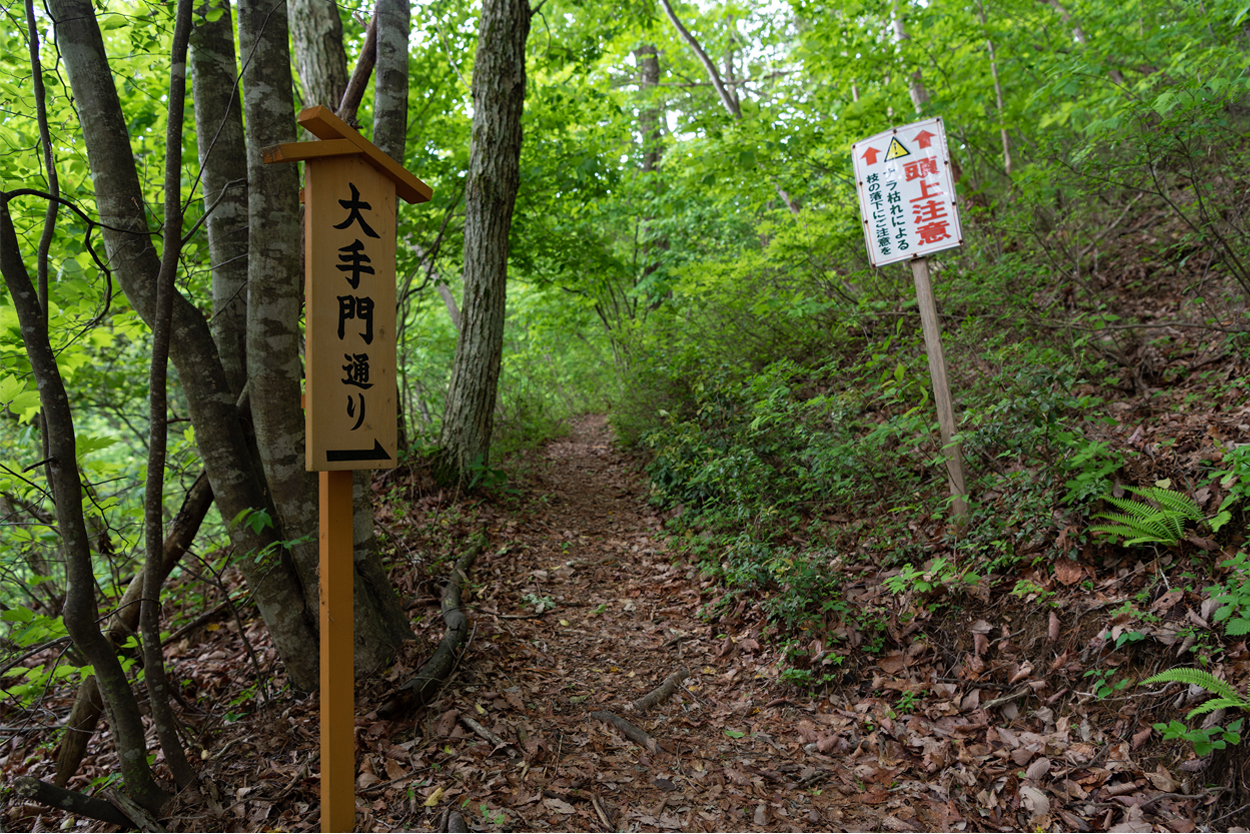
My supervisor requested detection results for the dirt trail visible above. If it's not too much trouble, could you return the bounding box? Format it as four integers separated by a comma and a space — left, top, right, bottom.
373, 415, 946, 832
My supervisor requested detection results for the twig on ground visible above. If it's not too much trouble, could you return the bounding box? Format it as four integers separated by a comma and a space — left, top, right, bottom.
590, 710, 659, 754
460, 713, 518, 758
632, 668, 689, 712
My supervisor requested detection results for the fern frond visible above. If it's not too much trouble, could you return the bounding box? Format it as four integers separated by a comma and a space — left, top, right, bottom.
1092, 486, 1204, 547
1186, 697, 1250, 720
1134, 486, 1202, 521
1141, 668, 1244, 703
1090, 513, 1178, 545
1101, 495, 1162, 521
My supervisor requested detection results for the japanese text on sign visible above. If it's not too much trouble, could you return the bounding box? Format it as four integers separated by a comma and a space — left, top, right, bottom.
304, 155, 398, 470
852, 117, 963, 267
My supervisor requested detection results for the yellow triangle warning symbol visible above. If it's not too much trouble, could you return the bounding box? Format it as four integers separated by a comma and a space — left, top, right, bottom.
884, 137, 910, 161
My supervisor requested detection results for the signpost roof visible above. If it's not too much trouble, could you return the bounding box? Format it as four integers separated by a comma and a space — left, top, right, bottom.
261, 106, 432, 205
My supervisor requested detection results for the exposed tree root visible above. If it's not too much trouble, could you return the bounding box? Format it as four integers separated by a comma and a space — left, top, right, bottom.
631, 668, 689, 713
12, 776, 134, 829
381, 534, 486, 714
590, 710, 659, 754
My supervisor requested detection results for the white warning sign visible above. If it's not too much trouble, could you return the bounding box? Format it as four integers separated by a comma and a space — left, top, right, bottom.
851, 117, 963, 267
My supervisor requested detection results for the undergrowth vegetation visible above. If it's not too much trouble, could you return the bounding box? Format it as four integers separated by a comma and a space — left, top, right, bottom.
612, 55, 1250, 695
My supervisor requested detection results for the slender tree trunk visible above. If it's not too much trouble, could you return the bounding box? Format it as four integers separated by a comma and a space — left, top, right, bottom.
139, 0, 197, 789
48, 0, 321, 691
891, 0, 930, 114
372, 0, 409, 164
190, 0, 250, 399
56, 472, 213, 788
634, 45, 663, 174
290, 0, 348, 109
437, 0, 532, 485
976, 0, 1012, 177
0, 196, 169, 814
237, 0, 323, 619
633, 44, 670, 310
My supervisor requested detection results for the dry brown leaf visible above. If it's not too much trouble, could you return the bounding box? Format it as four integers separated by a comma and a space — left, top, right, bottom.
1146, 764, 1180, 792
544, 798, 576, 814
1109, 805, 1152, 832
1054, 557, 1084, 586
384, 757, 405, 781
879, 651, 906, 674
1151, 588, 1185, 613
1049, 610, 1061, 642
1009, 661, 1034, 684
436, 709, 459, 738
1025, 757, 1051, 781
973, 632, 989, 657
1020, 784, 1050, 818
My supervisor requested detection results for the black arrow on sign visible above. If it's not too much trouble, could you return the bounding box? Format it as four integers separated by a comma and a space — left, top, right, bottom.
326, 440, 391, 463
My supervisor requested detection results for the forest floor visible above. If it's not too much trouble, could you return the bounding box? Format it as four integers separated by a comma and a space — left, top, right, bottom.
8, 401, 1250, 832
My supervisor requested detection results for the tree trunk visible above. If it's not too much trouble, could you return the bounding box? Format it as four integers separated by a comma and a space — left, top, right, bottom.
139, 0, 198, 789
976, 0, 1012, 177
372, 0, 409, 164
48, 0, 321, 692
437, 0, 531, 486
289, 0, 348, 109
0, 195, 169, 814
891, 0, 930, 114
190, 0, 250, 400
237, 0, 323, 616
634, 45, 663, 174
285, 0, 415, 671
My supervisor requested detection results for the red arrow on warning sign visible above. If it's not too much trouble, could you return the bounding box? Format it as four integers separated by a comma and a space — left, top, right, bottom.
913, 130, 935, 149
860, 146, 881, 165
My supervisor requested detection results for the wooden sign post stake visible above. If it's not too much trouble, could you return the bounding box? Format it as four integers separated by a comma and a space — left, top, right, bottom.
853, 117, 970, 523
263, 105, 430, 833
319, 469, 354, 832
909, 256, 968, 520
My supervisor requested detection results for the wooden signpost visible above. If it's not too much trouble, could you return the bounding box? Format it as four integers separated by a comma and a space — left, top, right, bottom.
264, 106, 431, 832
851, 117, 969, 520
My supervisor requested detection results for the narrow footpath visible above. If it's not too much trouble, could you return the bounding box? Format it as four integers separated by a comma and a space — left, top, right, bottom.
363, 415, 948, 832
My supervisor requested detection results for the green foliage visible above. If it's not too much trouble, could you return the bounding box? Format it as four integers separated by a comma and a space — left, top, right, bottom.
883, 557, 979, 604
1059, 436, 1125, 508
1083, 667, 1130, 700
1153, 719, 1243, 757
1207, 552, 1250, 637
1143, 668, 1250, 756
1089, 487, 1204, 547
1208, 445, 1250, 532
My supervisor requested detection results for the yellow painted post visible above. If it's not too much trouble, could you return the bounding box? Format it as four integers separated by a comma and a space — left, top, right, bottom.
320, 470, 355, 832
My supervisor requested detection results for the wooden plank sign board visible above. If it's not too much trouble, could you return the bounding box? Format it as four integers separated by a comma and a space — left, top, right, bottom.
304, 155, 398, 470
263, 105, 431, 834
